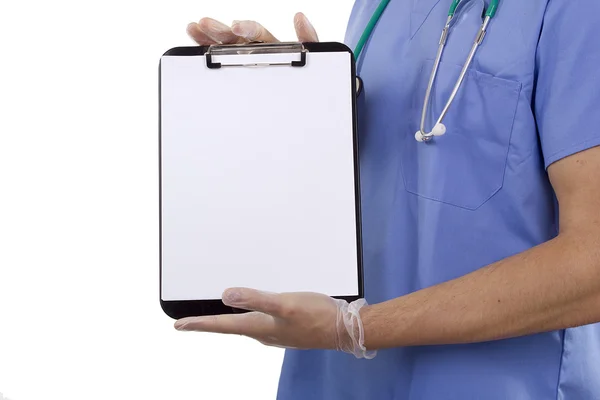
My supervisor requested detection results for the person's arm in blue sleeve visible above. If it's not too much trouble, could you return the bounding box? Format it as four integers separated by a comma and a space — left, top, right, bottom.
174, 4, 600, 356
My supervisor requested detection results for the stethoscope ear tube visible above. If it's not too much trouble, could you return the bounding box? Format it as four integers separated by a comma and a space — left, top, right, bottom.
354, 0, 499, 142
417, 13, 493, 142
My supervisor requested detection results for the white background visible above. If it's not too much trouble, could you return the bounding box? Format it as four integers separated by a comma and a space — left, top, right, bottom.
0, 1, 354, 399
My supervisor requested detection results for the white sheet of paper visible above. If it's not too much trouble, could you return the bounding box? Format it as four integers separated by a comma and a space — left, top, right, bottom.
160, 50, 360, 301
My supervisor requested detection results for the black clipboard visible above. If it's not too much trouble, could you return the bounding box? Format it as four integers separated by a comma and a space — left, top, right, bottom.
159, 42, 364, 319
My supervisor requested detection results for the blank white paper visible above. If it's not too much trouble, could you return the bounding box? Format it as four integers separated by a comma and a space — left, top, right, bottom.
160, 50, 359, 301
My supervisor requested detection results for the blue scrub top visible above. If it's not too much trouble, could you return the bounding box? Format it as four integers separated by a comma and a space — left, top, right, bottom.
277, 1, 600, 399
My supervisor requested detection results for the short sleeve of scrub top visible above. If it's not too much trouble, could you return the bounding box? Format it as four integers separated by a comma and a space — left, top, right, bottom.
534, 0, 600, 168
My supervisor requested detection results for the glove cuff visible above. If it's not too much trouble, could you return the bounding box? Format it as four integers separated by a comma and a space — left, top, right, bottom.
336, 298, 378, 359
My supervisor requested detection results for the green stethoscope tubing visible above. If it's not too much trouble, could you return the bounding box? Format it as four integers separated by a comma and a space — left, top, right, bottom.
353, 0, 392, 61
354, 0, 499, 60
353, 0, 500, 142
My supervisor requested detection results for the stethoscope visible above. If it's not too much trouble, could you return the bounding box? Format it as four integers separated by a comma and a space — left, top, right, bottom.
354, 0, 500, 142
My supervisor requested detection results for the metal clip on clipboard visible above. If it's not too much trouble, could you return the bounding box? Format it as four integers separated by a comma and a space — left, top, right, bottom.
205, 42, 307, 69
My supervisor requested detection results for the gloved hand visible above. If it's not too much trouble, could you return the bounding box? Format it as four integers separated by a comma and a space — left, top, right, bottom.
186, 13, 319, 45
174, 288, 377, 359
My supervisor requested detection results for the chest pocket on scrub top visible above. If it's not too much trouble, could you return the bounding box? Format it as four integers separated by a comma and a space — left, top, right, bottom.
401, 0, 522, 211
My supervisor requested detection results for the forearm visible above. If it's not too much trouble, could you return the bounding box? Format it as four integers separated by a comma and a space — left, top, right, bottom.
361, 232, 600, 350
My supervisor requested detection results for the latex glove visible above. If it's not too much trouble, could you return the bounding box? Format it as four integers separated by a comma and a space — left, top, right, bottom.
186, 12, 319, 45
174, 288, 377, 359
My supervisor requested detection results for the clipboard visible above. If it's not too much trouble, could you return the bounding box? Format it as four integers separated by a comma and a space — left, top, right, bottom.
159, 42, 363, 319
